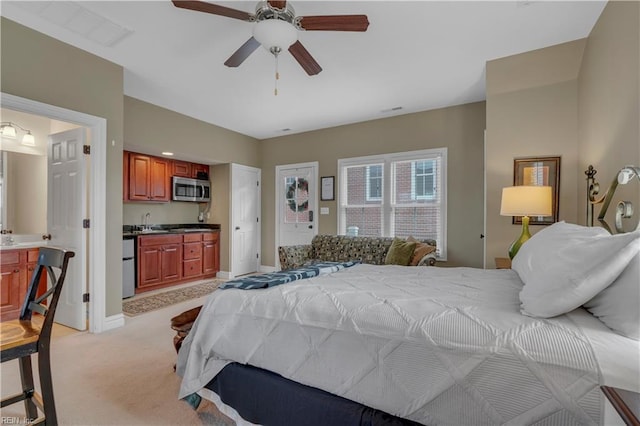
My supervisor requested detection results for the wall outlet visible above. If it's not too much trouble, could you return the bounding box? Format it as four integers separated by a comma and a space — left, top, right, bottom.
320, 207, 329, 215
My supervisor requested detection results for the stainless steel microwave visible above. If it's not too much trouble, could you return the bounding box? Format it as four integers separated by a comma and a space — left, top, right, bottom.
172, 176, 211, 202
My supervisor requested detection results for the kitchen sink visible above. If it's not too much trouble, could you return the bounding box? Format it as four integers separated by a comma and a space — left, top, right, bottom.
182, 228, 212, 233
138, 229, 167, 234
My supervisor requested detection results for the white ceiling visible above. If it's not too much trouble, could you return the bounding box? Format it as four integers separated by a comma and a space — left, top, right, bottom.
2, 1, 607, 140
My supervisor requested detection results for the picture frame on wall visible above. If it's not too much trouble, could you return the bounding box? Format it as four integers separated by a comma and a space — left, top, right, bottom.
513, 156, 561, 225
321, 176, 335, 201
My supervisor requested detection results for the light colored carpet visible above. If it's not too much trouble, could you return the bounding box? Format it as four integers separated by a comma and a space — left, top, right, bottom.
0, 295, 235, 426
122, 280, 224, 316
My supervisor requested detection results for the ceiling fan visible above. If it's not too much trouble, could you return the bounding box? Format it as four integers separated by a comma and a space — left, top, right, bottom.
172, 0, 370, 76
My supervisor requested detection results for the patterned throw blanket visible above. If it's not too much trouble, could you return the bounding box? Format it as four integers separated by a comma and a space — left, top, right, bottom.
219, 261, 360, 290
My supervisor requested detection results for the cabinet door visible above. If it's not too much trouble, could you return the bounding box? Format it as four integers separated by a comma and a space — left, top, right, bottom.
173, 160, 191, 178
129, 153, 152, 201
161, 243, 182, 282
202, 233, 220, 275
191, 163, 209, 179
138, 245, 162, 288
1, 264, 24, 321
150, 157, 171, 201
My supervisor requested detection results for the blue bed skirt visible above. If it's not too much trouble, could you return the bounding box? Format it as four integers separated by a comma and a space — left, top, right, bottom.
205, 363, 423, 426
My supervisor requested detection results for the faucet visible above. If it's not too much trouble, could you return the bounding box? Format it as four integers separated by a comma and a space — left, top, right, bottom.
144, 212, 151, 231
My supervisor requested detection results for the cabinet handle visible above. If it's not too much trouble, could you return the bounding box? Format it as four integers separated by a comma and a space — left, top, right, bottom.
13, 269, 19, 273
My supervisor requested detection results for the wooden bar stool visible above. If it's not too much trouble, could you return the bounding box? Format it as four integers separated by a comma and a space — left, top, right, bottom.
1, 247, 74, 426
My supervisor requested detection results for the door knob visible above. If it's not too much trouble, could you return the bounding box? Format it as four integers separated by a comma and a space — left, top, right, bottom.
308, 225, 313, 229
235, 226, 240, 230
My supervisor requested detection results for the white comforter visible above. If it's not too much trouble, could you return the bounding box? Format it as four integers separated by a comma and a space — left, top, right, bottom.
177, 264, 603, 425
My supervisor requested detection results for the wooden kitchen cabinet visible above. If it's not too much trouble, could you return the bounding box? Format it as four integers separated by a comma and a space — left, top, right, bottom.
202, 232, 219, 275
1, 248, 47, 322
172, 160, 192, 178
136, 231, 220, 293
127, 152, 171, 202
183, 234, 203, 279
137, 234, 183, 291
191, 163, 209, 179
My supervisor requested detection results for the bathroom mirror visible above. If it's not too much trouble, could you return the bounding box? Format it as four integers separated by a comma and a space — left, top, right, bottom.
0, 150, 48, 235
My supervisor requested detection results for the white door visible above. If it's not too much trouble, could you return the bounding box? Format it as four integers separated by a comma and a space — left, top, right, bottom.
276, 163, 318, 267
231, 164, 261, 278
48, 128, 87, 331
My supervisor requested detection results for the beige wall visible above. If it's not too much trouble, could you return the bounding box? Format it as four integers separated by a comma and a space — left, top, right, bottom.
1, 17, 125, 317
260, 102, 486, 268
485, 40, 586, 267
577, 0, 640, 228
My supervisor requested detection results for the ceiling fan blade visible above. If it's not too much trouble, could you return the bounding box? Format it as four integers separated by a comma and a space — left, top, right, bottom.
267, 1, 287, 9
224, 37, 260, 67
172, 1, 252, 21
298, 15, 369, 32
288, 41, 322, 76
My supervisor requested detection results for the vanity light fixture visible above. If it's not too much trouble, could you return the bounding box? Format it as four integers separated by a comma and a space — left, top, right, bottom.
0, 122, 36, 146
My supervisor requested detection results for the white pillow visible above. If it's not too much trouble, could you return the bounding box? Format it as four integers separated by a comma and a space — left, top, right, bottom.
513, 221, 640, 318
583, 251, 640, 340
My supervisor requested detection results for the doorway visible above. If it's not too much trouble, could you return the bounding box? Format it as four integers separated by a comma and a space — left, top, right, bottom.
2, 92, 110, 333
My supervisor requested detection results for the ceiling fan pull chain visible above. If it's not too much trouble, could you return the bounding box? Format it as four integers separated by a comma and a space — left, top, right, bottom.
274, 49, 280, 96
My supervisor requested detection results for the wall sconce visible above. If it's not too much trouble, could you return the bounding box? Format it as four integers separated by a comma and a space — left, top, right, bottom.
0, 122, 36, 146
500, 185, 552, 259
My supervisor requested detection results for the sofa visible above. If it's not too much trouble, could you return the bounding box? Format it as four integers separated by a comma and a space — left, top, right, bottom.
278, 234, 437, 271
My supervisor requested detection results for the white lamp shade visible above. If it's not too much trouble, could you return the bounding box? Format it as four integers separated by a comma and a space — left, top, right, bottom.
1, 124, 17, 138
252, 19, 298, 50
21, 132, 35, 146
500, 186, 552, 216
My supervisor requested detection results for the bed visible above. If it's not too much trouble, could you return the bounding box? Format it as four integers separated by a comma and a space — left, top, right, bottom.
176, 165, 640, 426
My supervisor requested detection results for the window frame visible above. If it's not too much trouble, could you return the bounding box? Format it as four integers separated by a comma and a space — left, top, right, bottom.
337, 148, 448, 260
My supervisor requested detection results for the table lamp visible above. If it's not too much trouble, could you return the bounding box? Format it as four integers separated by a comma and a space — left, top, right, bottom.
500, 185, 552, 259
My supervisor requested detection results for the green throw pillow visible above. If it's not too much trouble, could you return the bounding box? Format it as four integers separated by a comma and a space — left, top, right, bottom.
384, 238, 416, 266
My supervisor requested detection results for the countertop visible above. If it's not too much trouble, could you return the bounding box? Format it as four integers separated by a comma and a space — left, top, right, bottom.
0, 241, 49, 251
123, 223, 220, 238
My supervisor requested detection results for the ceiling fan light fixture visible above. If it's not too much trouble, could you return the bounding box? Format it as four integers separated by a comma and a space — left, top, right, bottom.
252, 19, 298, 52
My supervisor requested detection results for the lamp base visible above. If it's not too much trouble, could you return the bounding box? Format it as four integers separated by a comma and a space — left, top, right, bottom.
508, 215, 531, 260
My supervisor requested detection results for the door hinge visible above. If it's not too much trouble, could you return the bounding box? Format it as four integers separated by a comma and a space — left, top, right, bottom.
256, 253, 259, 259
83, 145, 90, 155
83, 219, 90, 228
256, 217, 259, 223
83, 293, 90, 303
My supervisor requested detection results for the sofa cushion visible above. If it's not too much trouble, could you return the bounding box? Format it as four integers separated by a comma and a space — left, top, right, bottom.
407, 236, 437, 266
384, 238, 416, 266
312, 235, 394, 265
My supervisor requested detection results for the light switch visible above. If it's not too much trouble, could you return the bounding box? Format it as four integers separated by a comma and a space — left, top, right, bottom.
320, 207, 329, 215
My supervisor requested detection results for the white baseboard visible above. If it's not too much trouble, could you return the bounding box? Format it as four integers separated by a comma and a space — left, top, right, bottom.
216, 271, 231, 279
259, 265, 276, 273
101, 313, 125, 332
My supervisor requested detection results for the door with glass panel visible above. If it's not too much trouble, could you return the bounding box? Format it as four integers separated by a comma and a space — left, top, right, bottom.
276, 163, 317, 267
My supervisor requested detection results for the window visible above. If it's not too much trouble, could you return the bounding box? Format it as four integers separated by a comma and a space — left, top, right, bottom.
365, 164, 383, 201
338, 148, 447, 259
412, 160, 435, 200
